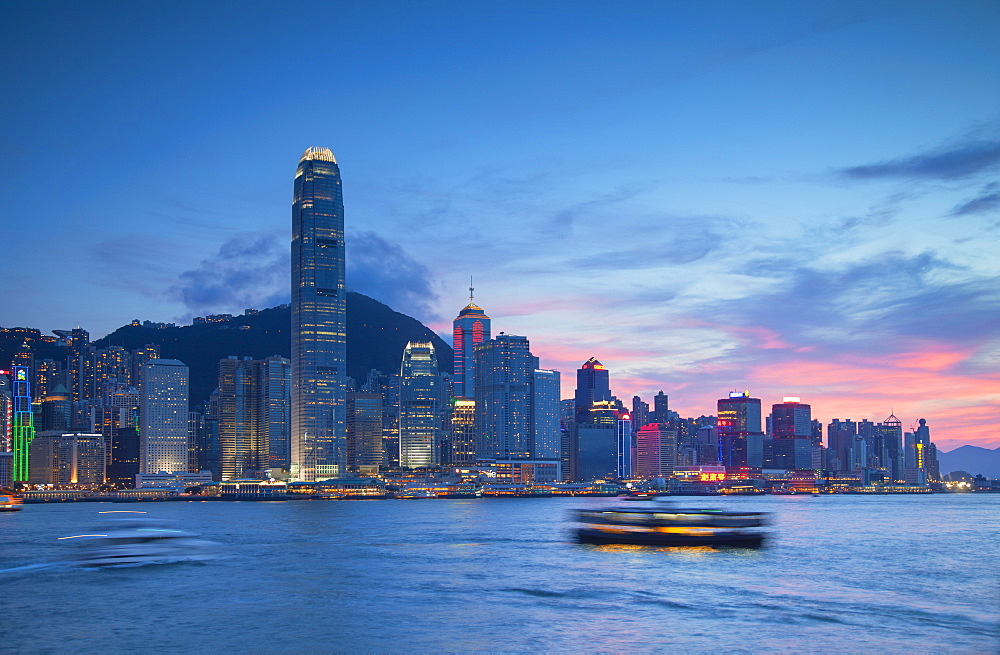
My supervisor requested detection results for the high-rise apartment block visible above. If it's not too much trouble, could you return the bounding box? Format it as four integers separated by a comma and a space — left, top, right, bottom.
291, 146, 346, 481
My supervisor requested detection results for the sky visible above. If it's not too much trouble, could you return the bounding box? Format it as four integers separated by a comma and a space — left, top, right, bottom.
2, 0, 998, 450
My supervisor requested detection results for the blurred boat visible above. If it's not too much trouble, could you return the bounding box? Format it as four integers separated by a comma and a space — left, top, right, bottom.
63, 517, 220, 566
574, 505, 768, 548
0, 495, 22, 511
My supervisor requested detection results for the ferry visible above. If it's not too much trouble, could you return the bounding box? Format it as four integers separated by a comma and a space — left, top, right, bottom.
62, 515, 220, 566
574, 505, 768, 548
0, 495, 23, 511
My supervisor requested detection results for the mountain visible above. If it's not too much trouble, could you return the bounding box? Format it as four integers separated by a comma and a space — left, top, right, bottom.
937, 445, 1000, 479
2, 292, 451, 407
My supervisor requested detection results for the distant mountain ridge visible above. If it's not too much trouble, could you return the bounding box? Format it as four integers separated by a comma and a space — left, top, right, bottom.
937, 445, 1000, 479
0, 292, 451, 407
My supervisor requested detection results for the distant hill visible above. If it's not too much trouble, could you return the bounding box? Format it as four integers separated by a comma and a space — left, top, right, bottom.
3, 293, 451, 407
938, 445, 1000, 479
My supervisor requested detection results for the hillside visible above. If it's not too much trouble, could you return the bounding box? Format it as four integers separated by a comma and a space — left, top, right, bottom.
937, 445, 1000, 479
3, 293, 451, 407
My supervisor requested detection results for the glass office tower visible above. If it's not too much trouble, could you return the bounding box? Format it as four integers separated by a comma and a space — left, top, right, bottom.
291, 147, 347, 481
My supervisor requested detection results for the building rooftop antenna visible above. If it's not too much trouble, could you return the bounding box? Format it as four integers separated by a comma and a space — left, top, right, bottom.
469, 275, 474, 301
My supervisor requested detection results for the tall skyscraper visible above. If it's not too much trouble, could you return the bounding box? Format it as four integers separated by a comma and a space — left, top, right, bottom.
574, 358, 611, 424
653, 391, 670, 425
452, 287, 490, 399
877, 413, 903, 481
771, 397, 813, 470
291, 146, 347, 481
475, 334, 535, 460
399, 342, 442, 468
140, 359, 189, 474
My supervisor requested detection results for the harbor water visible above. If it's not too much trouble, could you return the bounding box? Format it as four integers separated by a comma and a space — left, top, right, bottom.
2, 493, 997, 652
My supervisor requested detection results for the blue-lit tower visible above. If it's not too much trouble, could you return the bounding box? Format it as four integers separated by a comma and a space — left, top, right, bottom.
617, 412, 632, 478
11, 366, 35, 482
291, 147, 347, 481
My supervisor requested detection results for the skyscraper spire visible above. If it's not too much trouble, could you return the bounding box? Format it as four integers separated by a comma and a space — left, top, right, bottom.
469, 275, 474, 302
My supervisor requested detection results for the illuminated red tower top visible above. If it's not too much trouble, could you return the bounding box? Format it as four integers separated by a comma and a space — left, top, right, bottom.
452, 280, 490, 398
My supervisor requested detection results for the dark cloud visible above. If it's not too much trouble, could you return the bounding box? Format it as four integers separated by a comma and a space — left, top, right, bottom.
951, 182, 1000, 216
346, 230, 439, 321
841, 140, 1000, 181
168, 233, 289, 314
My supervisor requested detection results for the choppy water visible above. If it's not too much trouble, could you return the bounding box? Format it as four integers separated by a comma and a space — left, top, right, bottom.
2, 494, 997, 652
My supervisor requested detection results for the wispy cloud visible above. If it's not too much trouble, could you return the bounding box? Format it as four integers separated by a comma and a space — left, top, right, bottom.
841, 139, 1000, 181
950, 182, 1000, 216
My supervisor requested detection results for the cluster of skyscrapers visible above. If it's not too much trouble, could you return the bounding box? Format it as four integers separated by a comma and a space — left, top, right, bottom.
0, 147, 945, 490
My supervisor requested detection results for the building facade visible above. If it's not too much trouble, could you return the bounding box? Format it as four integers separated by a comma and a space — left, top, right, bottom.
474, 335, 535, 460
140, 359, 189, 474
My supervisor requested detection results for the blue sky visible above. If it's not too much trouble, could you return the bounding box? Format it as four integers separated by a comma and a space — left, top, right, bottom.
2, 0, 998, 448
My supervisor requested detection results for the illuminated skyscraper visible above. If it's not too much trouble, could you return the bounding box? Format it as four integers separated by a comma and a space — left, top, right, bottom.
717, 391, 763, 469
291, 147, 347, 481
574, 358, 612, 424
634, 423, 677, 478
399, 342, 441, 468
452, 286, 490, 399
11, 366, 35, 482
771, 397, 813, 470
140, 359, 189, 474
448, 399, 476, 465
617, 413, 632, 478
877, 414, 903, 481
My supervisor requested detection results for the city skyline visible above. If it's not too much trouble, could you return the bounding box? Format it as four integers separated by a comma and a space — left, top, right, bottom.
2, 1, 998, 450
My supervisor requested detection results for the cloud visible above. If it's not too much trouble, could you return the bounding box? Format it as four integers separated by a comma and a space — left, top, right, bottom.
841, 139, 1000, 181
168, 233, 289, 315
346, 230, 439, 321
950, 182, 1000, 216
708, 250, 999, 356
